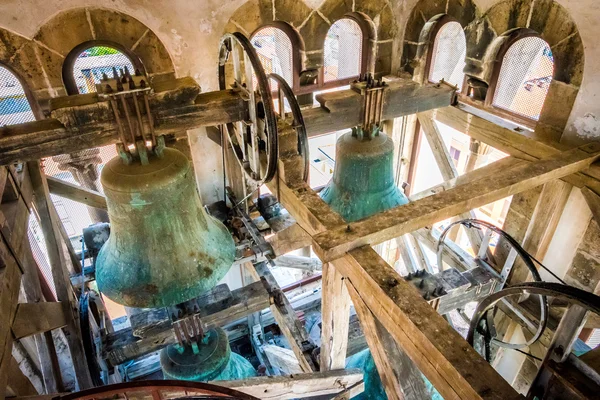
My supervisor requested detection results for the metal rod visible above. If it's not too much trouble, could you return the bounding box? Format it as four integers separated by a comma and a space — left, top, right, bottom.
143, 92, 157, 147
109, 98, 129, 147
132, 93, 147, 144
119, 95, 137, 144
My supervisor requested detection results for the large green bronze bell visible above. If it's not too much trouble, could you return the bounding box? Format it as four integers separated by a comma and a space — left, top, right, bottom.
320, 126, 408, 222
160, 328, 256, 381
96, 146, 235, 308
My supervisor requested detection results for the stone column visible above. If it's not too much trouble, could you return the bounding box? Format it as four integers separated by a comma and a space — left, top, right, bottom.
53, 149, 109, 223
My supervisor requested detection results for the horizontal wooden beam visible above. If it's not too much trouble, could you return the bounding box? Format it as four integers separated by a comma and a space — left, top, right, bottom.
304, 79, 455, 137
214, 369, 364, 399
312, 143, 600, 262
433, 105, 600, 194
0, 78, 454, 166
337, 247, 520, 399
102, 280, 271, 366
11, 302, 67, 339
0, 80, 245, 165
46, 176, 107, 210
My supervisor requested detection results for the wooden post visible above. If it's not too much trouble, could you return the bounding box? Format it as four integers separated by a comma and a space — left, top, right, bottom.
347, 281, 429, 400
320, 262, 350, 371
27, 161, 93, 389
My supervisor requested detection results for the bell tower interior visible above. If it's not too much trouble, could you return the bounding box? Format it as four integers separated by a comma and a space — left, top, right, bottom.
0, 1, 599, 399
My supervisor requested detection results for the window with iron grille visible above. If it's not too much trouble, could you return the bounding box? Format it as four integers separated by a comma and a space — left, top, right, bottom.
0, 66, 35, 127
251, 27, 294, 87
492, 36, 554, 121
0, 66, 56, 295
429, 21, 466, 89
324, 18, 363, 83
73, 46, 135, 94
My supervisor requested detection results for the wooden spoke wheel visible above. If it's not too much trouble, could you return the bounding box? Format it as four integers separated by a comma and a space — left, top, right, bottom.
218, 32, 278, 186
269, 73, 309, 183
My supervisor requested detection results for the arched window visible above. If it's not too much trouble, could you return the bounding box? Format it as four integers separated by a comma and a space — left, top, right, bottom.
0, 66, 35, 126
429, 21, 466, 89
323, 18, 363, 82
251, 26, 294, 87
72, 45, 135, 94
492, 36, 553, 121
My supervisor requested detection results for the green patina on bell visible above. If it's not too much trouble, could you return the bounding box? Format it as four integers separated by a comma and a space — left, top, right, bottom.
96, 147, 235, 308
320, 126, 408, 222
160, 328, 256, 381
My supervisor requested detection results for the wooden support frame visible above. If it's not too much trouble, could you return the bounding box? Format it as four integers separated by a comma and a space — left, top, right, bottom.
28, 161, 94, 390
268, 139, 599, 398
312, 143, 600, 263
245, 262, 316, 373
46, 176, 107, 211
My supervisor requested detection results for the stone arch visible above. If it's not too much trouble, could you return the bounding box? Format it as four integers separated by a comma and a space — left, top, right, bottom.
0, 61, 43, 122
468, 0, 584, 140
225, 0, 396, 85
0, 29, 52, 106
32, 7, 175, 99
401, 0, 478, 79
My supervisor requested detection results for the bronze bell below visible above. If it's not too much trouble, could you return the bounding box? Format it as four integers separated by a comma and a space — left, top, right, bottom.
96, 146, 235, 308
320, 126, 409, 222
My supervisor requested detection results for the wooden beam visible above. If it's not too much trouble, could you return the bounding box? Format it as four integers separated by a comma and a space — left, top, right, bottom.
581, 186, 600, 226
262, 345, 304, 375
0, 78, 454, 166
273, 255, 322, 272
0, 241, 23, 400
214, 369, 364, 399
7, 356, 37, 397
102, 280, 271, 366
11, 302, 67, 340
312, 143, 600, 263
46, 176, 107, 210
320, 262, 351, 371
0, 85, 246, 166
417, 112, 488, 259
249, 262, 316, 373
347, 281, 403, 400
265, 180, 351, 373
348, 281, 430, 400
267, 223, 312, 257
304, 79, 455, 137
27, 162, 93, 390
433, 105, 600, 193
335, 246, 520, 399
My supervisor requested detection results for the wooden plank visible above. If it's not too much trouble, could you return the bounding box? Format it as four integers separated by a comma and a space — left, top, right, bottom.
0, 90, 245, 166
0, 78, 453, 167
335, 246, 520, 400
263, 345, 304, 375
303, 79, 455, 138
19, 240, 63, 393
312, 143, 600, 263
418, 113, 458, 180
12, 302, 67, 339
320, 262, 351, 371
251, 262, 316, 373
7, 356, 37, 397
417, 112, 487, 258
408, 157, 525, 202
581, 186, 600, 226
102, 280, 271, 366
273, 255, 322, 272
267, 223, 312, 257
46, 176, 107, 210
214, 369, 364, 399
0, 252, 22, 400
346, 282, 403, 400
348, 281, 430, 400
433, 105, 600, 192
27, 162, 93, 389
